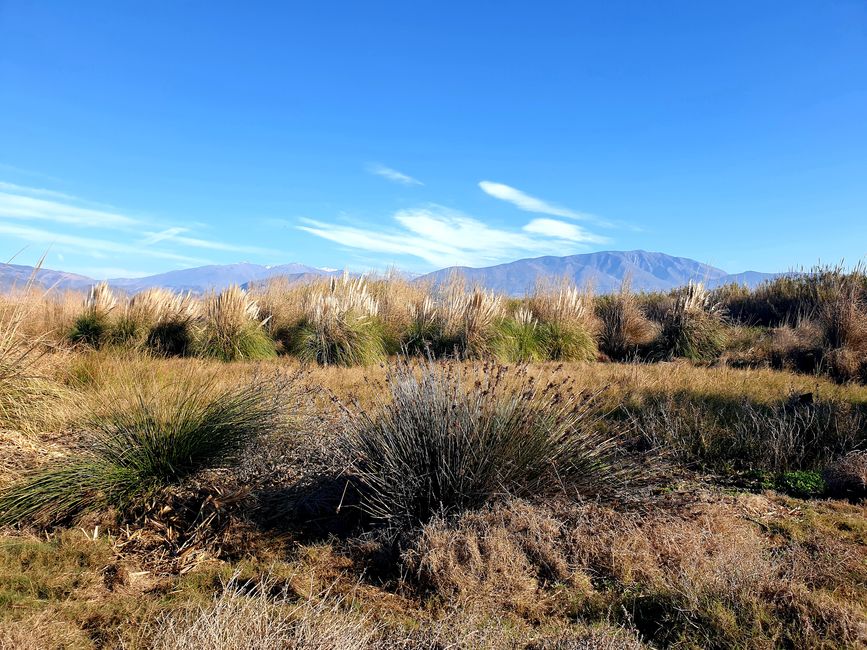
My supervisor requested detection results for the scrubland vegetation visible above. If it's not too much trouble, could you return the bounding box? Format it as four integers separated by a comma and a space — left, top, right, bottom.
0, 268, 866, 648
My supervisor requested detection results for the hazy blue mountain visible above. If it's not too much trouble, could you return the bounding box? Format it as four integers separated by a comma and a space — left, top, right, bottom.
417, 251, 773, 295
1, 253, 779, 296
708, 271, 779, 288
108, 262, 328, 293
0, 263, 96, 292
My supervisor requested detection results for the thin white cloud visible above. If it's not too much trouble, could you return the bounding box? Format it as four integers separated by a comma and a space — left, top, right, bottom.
523, 218, 604, 242
0, 222, 211, 265
298, 205, 608, 268
366, 163, 423, 186
0, 180, 276, 259
478, 181, 598, 221
140, 227, 190, 245
0, 181, 82, 203
0, 191, 140, 228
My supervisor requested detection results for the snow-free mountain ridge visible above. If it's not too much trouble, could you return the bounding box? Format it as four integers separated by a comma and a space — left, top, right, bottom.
0, 251, 777, 295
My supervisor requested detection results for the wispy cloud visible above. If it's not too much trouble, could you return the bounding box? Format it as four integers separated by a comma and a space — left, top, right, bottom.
0, 180, 277, 262
366, 163, 423, 186
478, 181, 599, 221
0, 191, 140, 228
298, 205, 607, 268
0, 222, 210, 265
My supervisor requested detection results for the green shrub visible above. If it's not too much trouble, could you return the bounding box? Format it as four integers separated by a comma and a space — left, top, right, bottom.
342, 360, 636, 527
0, 372, 286, 526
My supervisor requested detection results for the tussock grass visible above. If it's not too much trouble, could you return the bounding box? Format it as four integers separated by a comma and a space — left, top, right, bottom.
596, 285, 658, 361
0, 370, 286, 526
69, 282, 117, 348
197, 286, 276, 361
292, 274, 385, 366
652, 281, 728, 361
530, 282, 599, 361
342, 359, 636, 527
491, 308, 548, 362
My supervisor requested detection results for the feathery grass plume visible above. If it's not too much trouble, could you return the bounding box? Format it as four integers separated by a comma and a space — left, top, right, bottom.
815, 264, 867, 382
197, 285, 276, 361
0, 370, 286, 526
653, 281, 728, 361
596, 282, 658, 361
69, 282, 117, 348
0, 259, 61, 433
367, 269, 426, 351
529, 281, 599, 361
436, 275, 503, 357
491, 306, 548, 362
143, 289, 200, 356
292, 273, 385, 366
403, 295, 444, 354
342, 359, 635, 527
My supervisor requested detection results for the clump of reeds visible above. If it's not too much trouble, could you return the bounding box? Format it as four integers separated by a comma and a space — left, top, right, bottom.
0, 371, 286, 526
653, 281, 727, 361
69, 282, 118, 348
341, 359, 635, 528
434, 277, 503, 358
292, 273, 385, 366
596, 283, 658, 361
491, 306, 548, 362
196, 285, 275, 361
529, 282, 599, 361
109, 288, 199, 355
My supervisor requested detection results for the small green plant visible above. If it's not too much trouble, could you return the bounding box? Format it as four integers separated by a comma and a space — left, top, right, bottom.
69, 282, 117, 349
0, 372, 286, 526
777, 470, 826, 498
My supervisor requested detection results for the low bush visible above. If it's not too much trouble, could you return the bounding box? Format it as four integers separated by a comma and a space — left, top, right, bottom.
342, 360, 637, 527
0, 371, 286, 526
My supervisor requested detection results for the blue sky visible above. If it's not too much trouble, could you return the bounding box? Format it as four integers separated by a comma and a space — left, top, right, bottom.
1, 1, 866, 278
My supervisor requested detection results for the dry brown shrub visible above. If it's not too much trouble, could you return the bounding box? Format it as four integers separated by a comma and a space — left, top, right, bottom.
823, 451, 867, 497
405, 501, 593, 617
147, 572, 378, 650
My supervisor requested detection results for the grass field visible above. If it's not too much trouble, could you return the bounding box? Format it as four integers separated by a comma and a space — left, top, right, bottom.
1, 272, 866, 648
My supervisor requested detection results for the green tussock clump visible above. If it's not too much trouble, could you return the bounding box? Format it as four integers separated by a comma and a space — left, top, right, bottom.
342, 359, 637, 528
291, 274, 385, 366
491, 309, 548, 362
529, 283, 599, 361
69, 282, 117, 349
196, 286, 276, 361
0, 372, 285, 526
653, 282, 728, 362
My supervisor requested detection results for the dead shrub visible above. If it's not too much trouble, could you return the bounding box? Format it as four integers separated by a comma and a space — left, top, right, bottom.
405, 501, 592, 617
822, 451, 867, 498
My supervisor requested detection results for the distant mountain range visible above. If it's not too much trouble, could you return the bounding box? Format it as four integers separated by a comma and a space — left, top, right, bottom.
0, 251, 777, 295
419, 251, 777, 294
